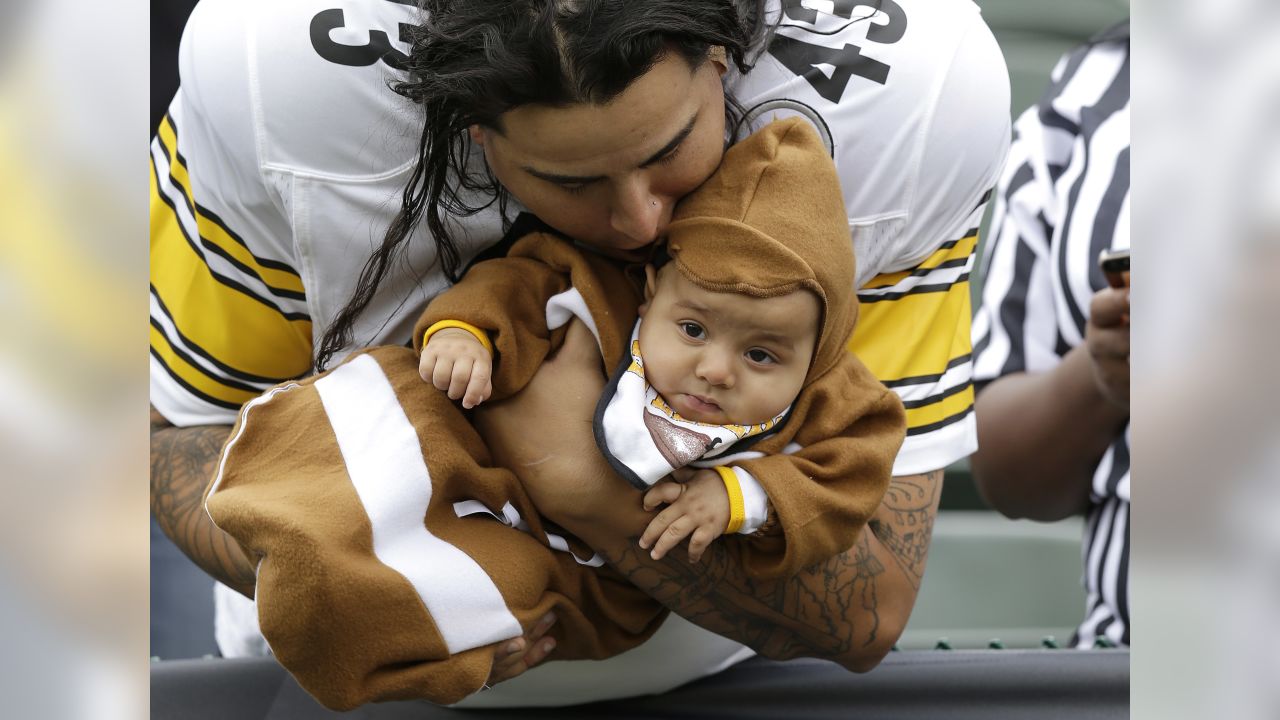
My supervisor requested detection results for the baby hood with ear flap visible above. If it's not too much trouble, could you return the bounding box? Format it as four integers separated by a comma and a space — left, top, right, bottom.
661, 116, 856, 382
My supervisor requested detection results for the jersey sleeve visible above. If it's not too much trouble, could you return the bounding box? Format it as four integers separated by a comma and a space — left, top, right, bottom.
892, 17, 1012, 275
849, 220, 979, 476
149, 0, 313, 427
847, 23, 1011, 476
730, 3, 1011, 474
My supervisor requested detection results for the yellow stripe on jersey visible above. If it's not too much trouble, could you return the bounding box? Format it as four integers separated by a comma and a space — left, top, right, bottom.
849, 238, 976, 436
150, 161, 312, 407
903, 384, 974, 431
860, 233, 978, 290
150, 324, 264, 409
155, 117, 305, 297
851, 275, 972, 382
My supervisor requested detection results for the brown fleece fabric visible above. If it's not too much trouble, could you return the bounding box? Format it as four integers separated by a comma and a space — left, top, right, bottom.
206, 346, 665, 711
413, 231, 643, 398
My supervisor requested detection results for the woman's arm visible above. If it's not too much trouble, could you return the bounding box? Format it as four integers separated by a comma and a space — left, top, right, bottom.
473, 321, 939, 670
149, 406, 256, 597
150, 403, 558, 682
593, 470, 942, 671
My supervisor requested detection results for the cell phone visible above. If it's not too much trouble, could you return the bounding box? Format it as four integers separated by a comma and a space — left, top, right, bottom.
1098, 249, 1130, 289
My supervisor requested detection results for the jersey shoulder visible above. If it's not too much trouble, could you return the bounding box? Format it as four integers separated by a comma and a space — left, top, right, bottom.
729, 0, 1008, 278
733, 0, 986, 108
180, 0, 422, 178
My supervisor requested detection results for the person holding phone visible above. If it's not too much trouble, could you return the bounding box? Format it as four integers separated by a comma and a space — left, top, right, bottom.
969, 21, 1130, 648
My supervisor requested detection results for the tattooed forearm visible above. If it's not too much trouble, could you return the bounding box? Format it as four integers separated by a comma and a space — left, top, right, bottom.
602, 470, 942, 670
150, 414, 256, 596
604, 523, 889, 667
868, 469, 942, 591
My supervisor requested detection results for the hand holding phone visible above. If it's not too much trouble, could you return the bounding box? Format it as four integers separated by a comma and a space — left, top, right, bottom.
1098, 249, 1130, 289
1089, 249, 1130, 406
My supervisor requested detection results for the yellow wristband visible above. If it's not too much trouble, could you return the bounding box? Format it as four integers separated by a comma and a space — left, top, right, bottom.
422, 320, 494, 356
715, 466, 745, 534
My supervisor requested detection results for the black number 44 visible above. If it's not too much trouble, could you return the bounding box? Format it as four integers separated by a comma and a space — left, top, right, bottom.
769, 0, 908, 102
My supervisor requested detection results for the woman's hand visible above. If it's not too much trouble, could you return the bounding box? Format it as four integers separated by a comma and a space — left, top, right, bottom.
487, 612, 557, 686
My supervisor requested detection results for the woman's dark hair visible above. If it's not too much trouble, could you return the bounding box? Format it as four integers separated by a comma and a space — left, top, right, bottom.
315, 0, 767, 369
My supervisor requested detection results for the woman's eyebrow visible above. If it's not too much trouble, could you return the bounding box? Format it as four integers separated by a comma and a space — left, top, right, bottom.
521, 112, 699, 184
638, 112, 699, 167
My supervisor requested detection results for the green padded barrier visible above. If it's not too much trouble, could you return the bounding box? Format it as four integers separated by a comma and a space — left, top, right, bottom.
899, 510, 1085, 649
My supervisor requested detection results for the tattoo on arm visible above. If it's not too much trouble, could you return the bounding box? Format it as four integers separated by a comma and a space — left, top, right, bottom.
150, 419, 256, 595
603, 520, 888, 663
602, 470, 942, 665
867, 469, 942, 591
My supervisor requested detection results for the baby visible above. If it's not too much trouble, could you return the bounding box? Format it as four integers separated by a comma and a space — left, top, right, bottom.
423, 252, 820, 562
416, 116, 906, 574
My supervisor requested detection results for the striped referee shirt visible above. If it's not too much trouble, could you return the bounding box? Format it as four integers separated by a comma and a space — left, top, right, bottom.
971, 21, 1130, 648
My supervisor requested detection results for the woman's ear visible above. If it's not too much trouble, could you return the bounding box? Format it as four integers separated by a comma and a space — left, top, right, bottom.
639, 264, 659, 316
708, 46, 728, 76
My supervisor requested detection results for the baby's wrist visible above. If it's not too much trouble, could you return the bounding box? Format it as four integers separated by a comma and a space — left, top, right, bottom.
711, 466, 769, 535
711, 466, 746, 534
422, 319, 493, 355
428, 327, 483, 346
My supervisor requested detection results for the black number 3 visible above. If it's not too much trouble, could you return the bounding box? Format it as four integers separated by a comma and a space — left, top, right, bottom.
310, 7, 410, 71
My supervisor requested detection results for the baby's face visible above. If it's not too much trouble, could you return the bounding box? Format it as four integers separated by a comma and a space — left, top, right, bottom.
638, 265, 820, 425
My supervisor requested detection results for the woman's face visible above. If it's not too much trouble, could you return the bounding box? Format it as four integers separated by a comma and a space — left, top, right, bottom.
473, 52, 728, 255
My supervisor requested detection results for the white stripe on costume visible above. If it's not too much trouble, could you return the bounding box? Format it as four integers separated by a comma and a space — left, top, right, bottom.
452, 500, 605, 567
315, 354, 522, 654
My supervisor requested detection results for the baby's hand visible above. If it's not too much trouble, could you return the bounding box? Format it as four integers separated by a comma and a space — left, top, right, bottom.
639, 470, 729, 563
419, 328, 493, 409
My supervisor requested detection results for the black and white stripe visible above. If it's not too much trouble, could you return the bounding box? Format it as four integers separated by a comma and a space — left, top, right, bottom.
149, 124, 310, 322
972, 22, 1130, 648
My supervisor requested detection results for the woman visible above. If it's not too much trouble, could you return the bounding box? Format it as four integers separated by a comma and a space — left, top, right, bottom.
150, 0, 1009, 705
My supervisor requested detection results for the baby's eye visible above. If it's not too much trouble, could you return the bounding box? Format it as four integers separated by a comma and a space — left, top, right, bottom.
746, 348, 777, 365
680, 322, 706, 340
